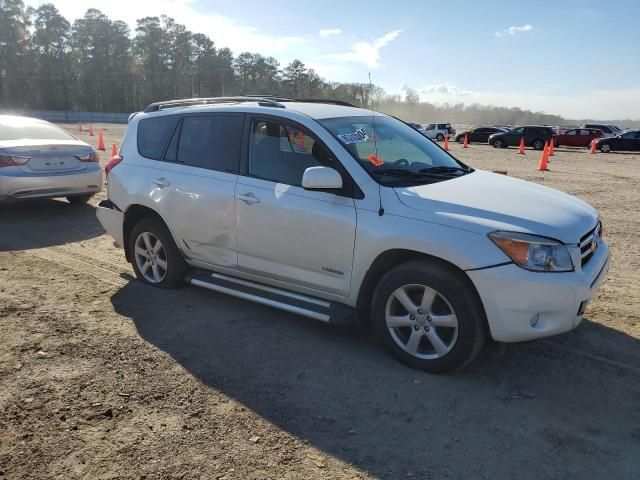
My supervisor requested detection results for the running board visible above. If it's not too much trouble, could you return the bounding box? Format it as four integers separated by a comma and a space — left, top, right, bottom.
187, 271, 353, 324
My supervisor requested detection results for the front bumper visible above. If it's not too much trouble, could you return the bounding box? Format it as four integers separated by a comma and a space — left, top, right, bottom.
0, 166, 102, 202
468, 241, 610, 342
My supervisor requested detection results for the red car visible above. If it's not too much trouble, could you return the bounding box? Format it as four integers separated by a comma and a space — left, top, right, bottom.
556, 128, 603, 147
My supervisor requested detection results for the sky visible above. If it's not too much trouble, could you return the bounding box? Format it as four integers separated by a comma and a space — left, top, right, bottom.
27, 0, 640, 120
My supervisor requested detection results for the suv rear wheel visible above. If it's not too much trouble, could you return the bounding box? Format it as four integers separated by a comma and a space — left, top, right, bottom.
436, 133, 444, 141
372, 261, 485, 373
128, 217, 188, 288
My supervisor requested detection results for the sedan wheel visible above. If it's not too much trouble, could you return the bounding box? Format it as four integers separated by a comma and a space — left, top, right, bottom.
494, 139, 504, 148
600, 143, 611, 153
385, 284, 459, 360
134, 232, 168, 284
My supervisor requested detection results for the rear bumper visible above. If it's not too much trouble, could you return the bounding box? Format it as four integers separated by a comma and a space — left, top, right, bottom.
96, 200, 125, 248
0, 166, 102, 202
468, 241, 610, 342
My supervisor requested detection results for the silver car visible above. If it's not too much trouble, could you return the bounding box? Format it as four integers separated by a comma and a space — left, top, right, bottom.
0, 115, 102, 204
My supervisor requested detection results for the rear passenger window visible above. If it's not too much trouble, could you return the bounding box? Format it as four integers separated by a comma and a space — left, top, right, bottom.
138, 115, 179, 160
176, 115, 243, 172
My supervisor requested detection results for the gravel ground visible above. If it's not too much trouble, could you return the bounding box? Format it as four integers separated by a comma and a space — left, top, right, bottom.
0, 124, 639, 479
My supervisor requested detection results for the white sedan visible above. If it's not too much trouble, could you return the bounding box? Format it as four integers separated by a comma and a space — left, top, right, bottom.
0, 115, 102, 204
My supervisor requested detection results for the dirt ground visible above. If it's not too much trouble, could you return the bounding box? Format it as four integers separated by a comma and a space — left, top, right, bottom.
1, 123, 639, 480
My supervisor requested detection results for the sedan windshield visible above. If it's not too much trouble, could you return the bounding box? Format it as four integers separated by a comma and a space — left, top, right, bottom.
0, 119, 76, 142
319, 115, 471, 185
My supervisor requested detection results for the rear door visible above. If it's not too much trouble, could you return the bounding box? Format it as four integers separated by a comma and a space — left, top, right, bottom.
139, 113, 244, 267
235, 115, 357, 296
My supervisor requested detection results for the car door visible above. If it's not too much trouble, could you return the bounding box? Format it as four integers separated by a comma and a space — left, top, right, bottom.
508, 127, 524, 146
235, 116, 357, 297
475, 128, 491, 143
147, 113, 243, 267
564, 129, 579, 146
618, 131, 640, 150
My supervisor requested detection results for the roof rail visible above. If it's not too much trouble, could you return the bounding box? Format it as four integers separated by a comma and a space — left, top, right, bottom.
291, 98, 357, 107
245, 95, 357, 108
143, 96, 285, 113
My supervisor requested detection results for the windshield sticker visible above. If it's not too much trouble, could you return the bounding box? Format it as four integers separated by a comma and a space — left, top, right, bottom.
337, 128, 369, 144
367, 154, 385, 167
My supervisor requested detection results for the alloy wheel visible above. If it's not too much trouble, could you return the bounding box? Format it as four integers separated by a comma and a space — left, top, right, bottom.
385, 284, 459, 360
134, 232, 168, 283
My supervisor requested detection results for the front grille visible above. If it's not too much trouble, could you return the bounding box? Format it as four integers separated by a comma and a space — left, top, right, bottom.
579, 222, 601, 267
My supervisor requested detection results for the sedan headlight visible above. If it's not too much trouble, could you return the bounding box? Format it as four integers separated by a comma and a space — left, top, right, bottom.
489, 231, 574, 272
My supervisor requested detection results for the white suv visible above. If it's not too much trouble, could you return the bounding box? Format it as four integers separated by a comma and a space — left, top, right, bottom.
420, 123, 455, 141
97, 97, 609, 373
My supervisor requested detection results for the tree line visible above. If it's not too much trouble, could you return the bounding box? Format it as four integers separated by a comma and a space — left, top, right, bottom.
1, 0, 637, 128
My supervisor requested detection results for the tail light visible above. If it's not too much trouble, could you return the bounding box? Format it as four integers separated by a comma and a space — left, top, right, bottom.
104, 155, 122, 177
0, 155, 30, 168
75, 151, 100, 163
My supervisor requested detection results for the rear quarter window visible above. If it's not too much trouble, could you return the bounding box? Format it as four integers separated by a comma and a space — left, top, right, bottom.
137, 115, 180, 160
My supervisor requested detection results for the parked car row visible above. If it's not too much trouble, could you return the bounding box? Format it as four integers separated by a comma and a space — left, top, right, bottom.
408, 120, 637, 153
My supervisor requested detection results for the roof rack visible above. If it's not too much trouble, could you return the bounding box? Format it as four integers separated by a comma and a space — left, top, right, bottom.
244, 95, 357, 108
143, 96, 285, 113
291, 98, 356, 107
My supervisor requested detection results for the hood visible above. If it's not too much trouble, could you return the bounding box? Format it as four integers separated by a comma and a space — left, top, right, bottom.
394, 170, 598, 244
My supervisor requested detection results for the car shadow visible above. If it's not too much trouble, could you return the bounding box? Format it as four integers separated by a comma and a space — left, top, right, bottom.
0, 198, 104, 251
112, 280, 640, 479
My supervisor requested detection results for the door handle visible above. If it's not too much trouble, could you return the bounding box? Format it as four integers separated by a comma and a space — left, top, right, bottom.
153, 177, 170, 188
238, 192, 260, 205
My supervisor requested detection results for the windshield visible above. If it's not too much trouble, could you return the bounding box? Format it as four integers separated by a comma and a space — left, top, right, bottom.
319, 115, 471, 185
0, 119, 76, 142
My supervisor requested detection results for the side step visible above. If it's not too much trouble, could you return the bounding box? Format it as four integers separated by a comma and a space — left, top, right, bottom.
187, 271, 354, 324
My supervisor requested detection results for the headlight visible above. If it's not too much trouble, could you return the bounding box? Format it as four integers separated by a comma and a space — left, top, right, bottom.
489, 231, 574, 272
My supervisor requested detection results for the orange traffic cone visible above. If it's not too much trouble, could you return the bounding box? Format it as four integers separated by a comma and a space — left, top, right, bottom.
444, 135, 449, 151
111, 143, 118, 157
518, 137, 525, 154
463, 133, 469, 148
88, 124, 94, 136
590, 139, 597, 154
548, 138, 555, 156
97, 129, 106, 151
538, 141, 549, 171
78, 122, 83, 133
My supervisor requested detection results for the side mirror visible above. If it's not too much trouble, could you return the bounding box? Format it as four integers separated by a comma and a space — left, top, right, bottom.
302, 166, 343, 191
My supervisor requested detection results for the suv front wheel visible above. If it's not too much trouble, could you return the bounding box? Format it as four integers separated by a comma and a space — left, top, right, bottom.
372, 261, 485, 373
128, 217, 188, 288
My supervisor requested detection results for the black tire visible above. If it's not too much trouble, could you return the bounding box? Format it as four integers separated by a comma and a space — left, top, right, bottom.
436, 133, 444, 142
532, 139, 545, 150
457, 136, 465, 144
128, 217, 188, 288
599, 143, 611, 153
493, 138, 505, 148
371, 260, 486, 373
67, 195, 92, 204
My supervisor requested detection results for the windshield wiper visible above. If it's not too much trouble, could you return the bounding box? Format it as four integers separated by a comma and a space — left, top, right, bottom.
418, 166, 470, 174
370, 168, 432, 178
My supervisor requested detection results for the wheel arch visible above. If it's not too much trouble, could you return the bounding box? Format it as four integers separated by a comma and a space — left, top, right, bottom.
122, 204, 173, 262
355, 248, 488, 329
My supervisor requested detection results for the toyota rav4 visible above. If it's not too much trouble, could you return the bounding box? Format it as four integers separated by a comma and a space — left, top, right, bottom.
97, 97, 610, 373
